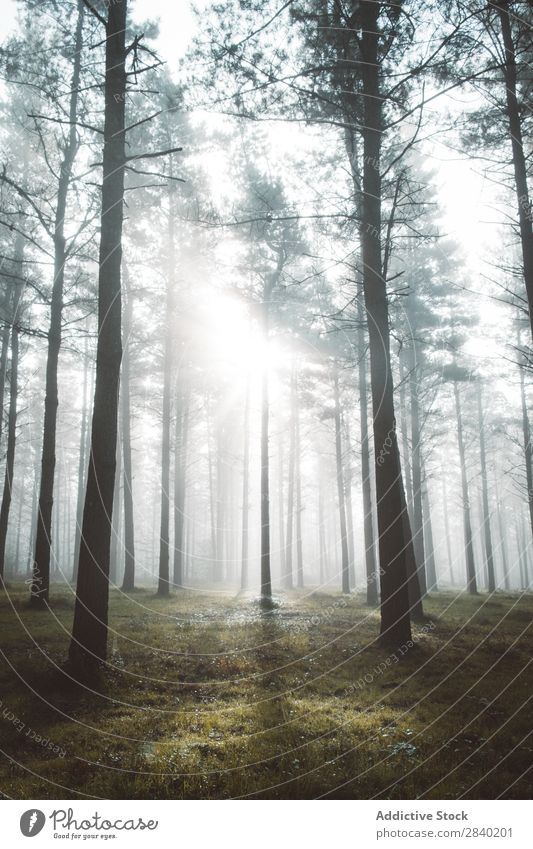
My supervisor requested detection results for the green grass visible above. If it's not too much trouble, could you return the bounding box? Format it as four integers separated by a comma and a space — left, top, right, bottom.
0, 584, 532, 799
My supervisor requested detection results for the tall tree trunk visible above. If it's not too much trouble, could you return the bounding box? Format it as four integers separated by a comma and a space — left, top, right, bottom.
477, 382, 496, 592
207, 415, 217, 578
69, 0, 127, 667
121, 275, 135, 592
0, 238, 24, 581
359, 0, 413, 644
109, 426, 122, 585
421, 463, 438, 591
173, 379, 190, 588
496, 1, 533, 342
260, 301, 272, 602
31, 0, 84, 607
294, 371, 304, 589
277, 429, 286, 587
240, 377, 250, 591
398, 351, 414, 517
26, 468, 38, 577
285, 366, 296, 590
441, 471, 455, 586
495, 478, 510, 590
72, 336, 90, 582
453, 380, 478, 594
215, 419, 226, 582
406, 335, 427, 596
344, 417, 356, 590
357, 296, 378, 605
157, 197, 176, 596
517, 323, 533, 542
0, 318, 10, 449
318, 455, 328, 586
333, 365, 350, 594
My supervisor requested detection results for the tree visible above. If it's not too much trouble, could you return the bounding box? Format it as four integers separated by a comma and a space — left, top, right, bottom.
31, 0, 85, 607
69, 0, 128, 668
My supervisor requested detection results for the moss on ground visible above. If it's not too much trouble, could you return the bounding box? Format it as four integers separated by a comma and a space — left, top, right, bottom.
0, 585, 531, 799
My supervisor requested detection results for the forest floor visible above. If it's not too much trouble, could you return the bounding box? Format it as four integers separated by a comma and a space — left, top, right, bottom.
0, 585, 531, 800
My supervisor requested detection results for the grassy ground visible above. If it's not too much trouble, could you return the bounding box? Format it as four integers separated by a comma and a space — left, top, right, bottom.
0, 584, 531, 799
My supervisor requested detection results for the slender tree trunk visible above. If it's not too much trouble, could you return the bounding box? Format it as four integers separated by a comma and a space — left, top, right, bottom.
398, 351, 414, 517
31, 1, 84, 607
517, 323, 533, 542
26, 468, 38, 577
121, 275, 135, 591
496, 1, 533, 342
14, 472, 25, 575
72, 336, 90, 582
69, 0, 127, 667
495, 478, 510, 590
318, 456, 328, 586
453, 380, 478, 594
344, 417, 356, 590
520, 514, 531, 587
260, 302, 272, 602
277, 429, 286, 586
285, 366, 296, 590
0, 318, 10, 449
157, 198, 176, 596
406, 336, 427, 596
241, 377, 250, 591
207, 417, 217, 577
441, 471, 455, 586
357, 296, 378, 604
110, 429, 122, 585
333, 366, 350, 594
294, 371, 304, 589
173, 380, 190, 588
215, 421, 226, 582
421, 463, 438, 591
477, 382, 496, 592
359, 0, 413, 644
0, 240, 24, 581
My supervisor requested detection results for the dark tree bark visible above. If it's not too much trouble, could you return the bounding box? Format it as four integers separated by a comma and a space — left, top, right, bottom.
359, 0, 413, 644
496, 1, 533, 342
333, 365, 350, 594
31, 0, 84, 608
453, 379, 478, 594
0, 239, 24, 581
69, 0, 127, 667
357, 296, 378, 605
477, 382, 496, 592
121, 274, 135, 591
